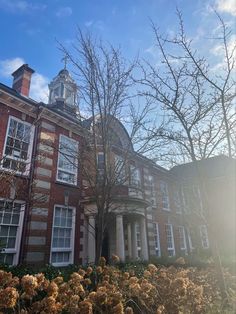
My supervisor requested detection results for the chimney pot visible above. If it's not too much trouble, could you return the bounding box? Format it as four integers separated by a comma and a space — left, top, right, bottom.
12, 64, 35, 97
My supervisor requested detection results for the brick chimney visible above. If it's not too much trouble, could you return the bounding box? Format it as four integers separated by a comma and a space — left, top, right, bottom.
12, 64, 35, 97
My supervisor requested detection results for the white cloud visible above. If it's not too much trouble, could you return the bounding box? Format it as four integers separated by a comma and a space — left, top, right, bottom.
0, 57, 49, 103
210, 34, 236, 58
144, 45, 160, 60
216, 0, 236, 16
30, 73, 49, 103
0, 0, 46, 13
56, 6, 72, 18
94, 20, 105, 31
0, 57, 25, 77
84, 20, 105, 30
85, 20, 93, 27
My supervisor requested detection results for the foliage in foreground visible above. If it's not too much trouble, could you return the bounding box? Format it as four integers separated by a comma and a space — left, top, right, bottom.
0, 257, 235, 314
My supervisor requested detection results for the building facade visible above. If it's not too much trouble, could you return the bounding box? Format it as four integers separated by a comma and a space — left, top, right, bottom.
0, 64, 235, 266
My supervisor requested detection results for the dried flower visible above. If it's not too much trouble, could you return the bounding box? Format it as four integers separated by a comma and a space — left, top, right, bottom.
129, 277, 138, 284
47, 281, 58, 298
112, 254, 120, 263
113, 302, 124, 314
86, 267, 93, 276
96, 266, 103, 274
84, 278, 92, 286
148, 264, 158, 273
144, 270, 151, 278
78, 269, 86, 277
125, 306, 134, 314
156, 305, 165, 314
175, 257, 185, 265
21, 275, 38, 298
0, 287, 19, 308
79, 300, 93, 314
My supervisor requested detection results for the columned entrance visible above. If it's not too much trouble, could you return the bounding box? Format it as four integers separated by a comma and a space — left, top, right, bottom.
116, 214, 125, 261
86, 212, 149, 263
115, 214, 149, 261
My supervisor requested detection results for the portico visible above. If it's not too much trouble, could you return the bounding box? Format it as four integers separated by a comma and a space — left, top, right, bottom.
86, 211, 149, 263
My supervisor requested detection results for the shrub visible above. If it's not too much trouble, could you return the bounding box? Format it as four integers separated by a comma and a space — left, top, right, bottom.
0, 259, 235, 313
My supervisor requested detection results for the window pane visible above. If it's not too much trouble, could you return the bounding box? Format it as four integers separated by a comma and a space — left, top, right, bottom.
51, 206, 74, 265
12, 214, 20, 225
0, 253, 14, 265
52, 238, 58, 247
3, 118, 32, 172
58, 238, 64, 247
54, 217, 60, 226
7, 238, 16, 248
9, 227, 17, 236
165, 224, 175, 254
0, 201, 23, 265
57, 135, 78, 184
0, 225, 9, 236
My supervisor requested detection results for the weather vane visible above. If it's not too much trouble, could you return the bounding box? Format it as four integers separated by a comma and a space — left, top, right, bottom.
61, 55, 69, 69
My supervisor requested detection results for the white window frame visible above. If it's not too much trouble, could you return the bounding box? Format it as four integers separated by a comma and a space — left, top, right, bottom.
56, 134, 78, 185
160, 181, 170, 211
0, 198, 25, 265
165, 224, 175, 256
114, 155, 126, 184
50, 205, 76, 266
97, 152, 105, 170
199, 225, 209, 249
186, 227, 194, 252
1, 116, 35, 176
192, 185, 204, 216
174, 189, 182, 214
181, 185, 188, 213
178, 226, 187, 255
130, 165, 141, 188
147, 175, 155, 196
153, 222, 161, 257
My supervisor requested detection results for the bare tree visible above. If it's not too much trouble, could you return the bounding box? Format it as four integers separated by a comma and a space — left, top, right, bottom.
60, 31, 148, 263
136, 10, 235, 166
136, 10, 236, 302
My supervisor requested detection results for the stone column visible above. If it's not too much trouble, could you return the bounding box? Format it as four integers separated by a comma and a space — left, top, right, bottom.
116, 215, 125, 262
88, 215, 96, 264
127, 223, 132, 259
140, 216, 149, 261
131, 222, 138, 260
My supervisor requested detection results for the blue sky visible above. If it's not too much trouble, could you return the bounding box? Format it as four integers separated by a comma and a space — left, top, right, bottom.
0, 0, 235, 102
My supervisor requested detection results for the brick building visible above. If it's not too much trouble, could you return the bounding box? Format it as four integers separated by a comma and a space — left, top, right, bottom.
0, 64, 235, 266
